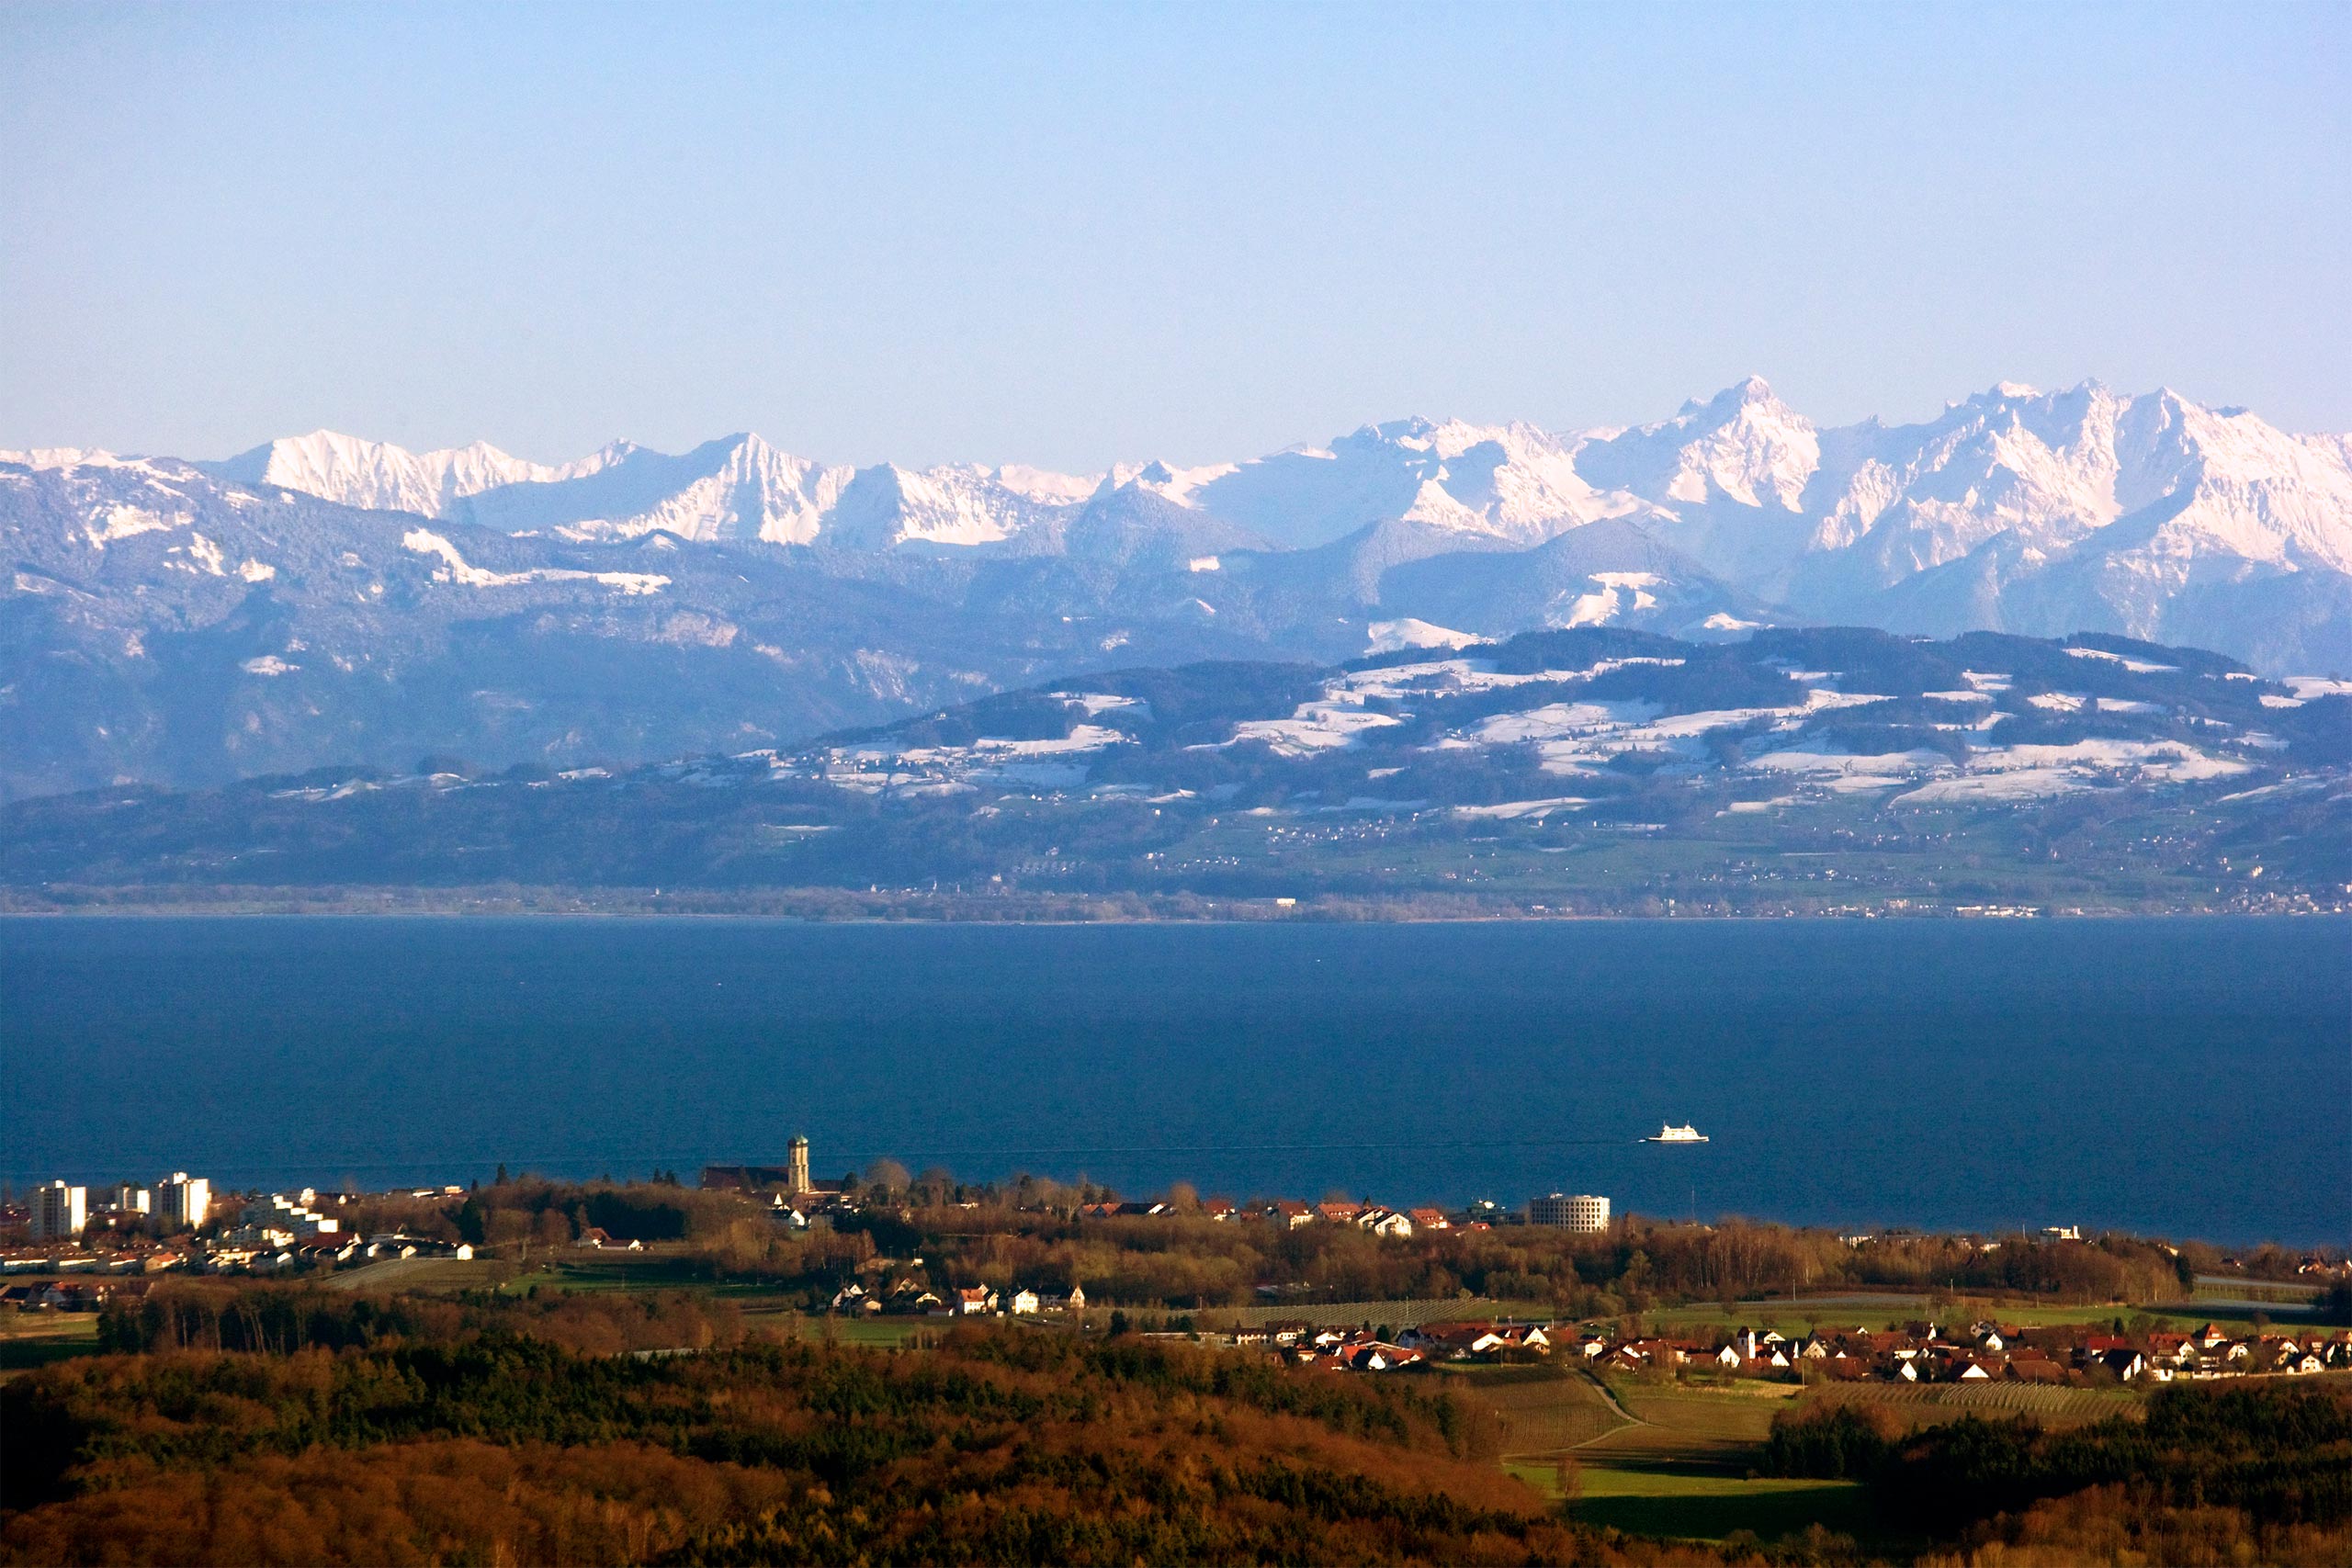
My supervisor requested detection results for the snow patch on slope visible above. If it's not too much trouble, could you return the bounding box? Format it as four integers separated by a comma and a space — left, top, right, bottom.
1366, 617, 1481, 654
400, 529, 669, 594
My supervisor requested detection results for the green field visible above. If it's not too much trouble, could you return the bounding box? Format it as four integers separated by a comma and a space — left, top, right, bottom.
1595, 1376, 1795, 1450
749, 1309, 945, 1348
1453, 1362, 1878, 1546
0, 1311, 100, 1379
1572, 1378, 1870, 1542
1441, 1364, 1629, 1452
1525, 1460, 1874, 1543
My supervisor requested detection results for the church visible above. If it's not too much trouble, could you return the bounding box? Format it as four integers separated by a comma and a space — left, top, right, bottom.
699, 1134, 846, 1199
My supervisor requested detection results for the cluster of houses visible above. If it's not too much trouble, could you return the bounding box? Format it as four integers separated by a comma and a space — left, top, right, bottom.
828, 1266, 1089, 1319
197, 1232, 479, 1275
1251, 1314, 2352, 1383
0, 1277, 162, 1314
1243, 1318, 1555, 1372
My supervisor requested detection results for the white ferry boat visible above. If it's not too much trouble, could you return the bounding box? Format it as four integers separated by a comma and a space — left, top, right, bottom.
1644, 1122, 1709, 1144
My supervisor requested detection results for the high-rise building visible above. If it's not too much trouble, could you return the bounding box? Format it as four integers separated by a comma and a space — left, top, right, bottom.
787, 1134, 812, 1197
155, 1172, 210, 1230
1528, 1193, 1611, 1234
30, 1180, 87, 1243
105, 1182, 152, 1214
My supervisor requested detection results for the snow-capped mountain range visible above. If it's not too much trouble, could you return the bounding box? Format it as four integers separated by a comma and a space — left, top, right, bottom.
6, 378, 2349, 800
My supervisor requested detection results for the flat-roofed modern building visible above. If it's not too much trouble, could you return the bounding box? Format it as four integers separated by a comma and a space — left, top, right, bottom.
155, 1172, 210, 1230
31, 1180, 87, 1242
1528, 1192, 1610, 1233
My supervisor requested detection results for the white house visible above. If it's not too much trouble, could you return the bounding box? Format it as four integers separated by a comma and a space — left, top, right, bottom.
1009, 1289, 1041, 1315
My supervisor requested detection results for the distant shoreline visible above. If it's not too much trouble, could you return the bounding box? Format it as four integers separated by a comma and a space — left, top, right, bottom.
4, 886, 2343, 921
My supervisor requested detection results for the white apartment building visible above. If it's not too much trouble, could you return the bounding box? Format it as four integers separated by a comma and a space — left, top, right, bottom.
105, 1182, 153, 1214
155, 1172, 210, 1230
30, 1180, 87, 1242
1527, 1192, 1611, 1234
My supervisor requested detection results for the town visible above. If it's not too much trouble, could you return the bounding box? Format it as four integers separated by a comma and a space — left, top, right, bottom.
9, 1144, 2346, 1393
3, 1169, 477, 1312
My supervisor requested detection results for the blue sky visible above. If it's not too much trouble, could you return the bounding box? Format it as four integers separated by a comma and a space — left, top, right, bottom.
4, 2, 2346, 469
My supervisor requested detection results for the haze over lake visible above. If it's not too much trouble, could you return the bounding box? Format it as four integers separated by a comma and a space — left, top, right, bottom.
6, 917, 2346, 1246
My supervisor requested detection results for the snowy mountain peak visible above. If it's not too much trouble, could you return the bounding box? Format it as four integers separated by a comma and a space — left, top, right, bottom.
1578, 378, 1819, 514
1676, 373, 1781, 418
817, 461, 1063, 549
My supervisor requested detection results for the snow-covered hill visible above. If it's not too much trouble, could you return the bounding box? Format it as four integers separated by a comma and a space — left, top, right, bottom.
13, 624, 2343, 914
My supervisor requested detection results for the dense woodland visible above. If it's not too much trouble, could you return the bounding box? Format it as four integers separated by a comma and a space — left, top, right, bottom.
1761, 1383, 2352, 1563
7, 1279, 2348, 1566
7, 1301, 1629, 1567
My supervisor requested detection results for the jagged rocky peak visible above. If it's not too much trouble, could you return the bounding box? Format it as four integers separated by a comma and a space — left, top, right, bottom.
1572, 376, 1821, 513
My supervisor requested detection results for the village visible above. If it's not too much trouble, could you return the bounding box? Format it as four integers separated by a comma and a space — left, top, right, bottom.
1215, 1313, 2352, 1385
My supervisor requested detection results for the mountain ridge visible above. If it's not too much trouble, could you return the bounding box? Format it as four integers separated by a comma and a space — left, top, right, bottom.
17, 376, 2346, 598
7, 378, 2350, 802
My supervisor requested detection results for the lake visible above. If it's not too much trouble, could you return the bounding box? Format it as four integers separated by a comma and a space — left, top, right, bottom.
5, 916, 2346, 1245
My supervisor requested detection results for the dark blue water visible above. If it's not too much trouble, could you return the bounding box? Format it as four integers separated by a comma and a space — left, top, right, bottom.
4, 917, 2346, 1245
